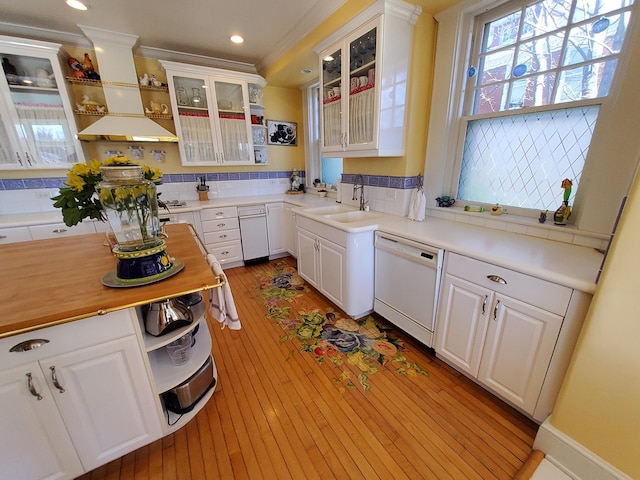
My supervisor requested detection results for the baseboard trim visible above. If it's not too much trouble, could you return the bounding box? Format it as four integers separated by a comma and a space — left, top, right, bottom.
534, 418, 632, 480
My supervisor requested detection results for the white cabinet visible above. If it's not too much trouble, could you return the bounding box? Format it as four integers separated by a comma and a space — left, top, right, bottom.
296, 215, 374, 318
435, 253, 573, 418
283, 203, 297, 257
0, 225, 32, 243
41, 336, 163, 470
160, 60, 266, 166
200, 206, 243, 267
0, 310, 161, 478
315, 0, 421, 157
0, 363, 83, 480
266, 202, 287, 257
0, 35, 84, 169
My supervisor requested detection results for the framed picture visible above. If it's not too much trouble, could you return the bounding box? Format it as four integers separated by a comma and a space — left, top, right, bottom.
267, 120, 297, 146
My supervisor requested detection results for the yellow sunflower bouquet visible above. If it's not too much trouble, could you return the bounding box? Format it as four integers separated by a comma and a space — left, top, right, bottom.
52, 155, 163, 228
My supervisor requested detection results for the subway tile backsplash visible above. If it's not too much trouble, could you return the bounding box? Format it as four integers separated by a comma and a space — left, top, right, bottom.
1, 172, 608, 249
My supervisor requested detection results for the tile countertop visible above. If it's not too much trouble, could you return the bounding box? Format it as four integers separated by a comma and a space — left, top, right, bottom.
1, 194, 604, 294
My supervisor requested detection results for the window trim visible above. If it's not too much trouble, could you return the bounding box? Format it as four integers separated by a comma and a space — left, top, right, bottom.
424, 0, 640, 232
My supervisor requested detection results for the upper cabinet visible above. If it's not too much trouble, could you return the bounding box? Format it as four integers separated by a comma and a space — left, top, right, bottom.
0, 35, 84, 169
160, 60, 266, 166
315, 0, 421, 157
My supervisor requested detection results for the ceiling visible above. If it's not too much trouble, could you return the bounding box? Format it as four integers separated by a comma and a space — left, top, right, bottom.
0, 0, 345, 79
0, 0, 464, 87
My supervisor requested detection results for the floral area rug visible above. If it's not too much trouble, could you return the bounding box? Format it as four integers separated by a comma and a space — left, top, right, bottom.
253, 259, 428, 392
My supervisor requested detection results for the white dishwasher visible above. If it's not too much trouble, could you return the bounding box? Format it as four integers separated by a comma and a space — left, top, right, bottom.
238, 204, 270, 264
374, 232, 443, 348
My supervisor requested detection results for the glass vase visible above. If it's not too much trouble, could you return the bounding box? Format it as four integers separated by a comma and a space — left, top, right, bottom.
96, 165, 161, 252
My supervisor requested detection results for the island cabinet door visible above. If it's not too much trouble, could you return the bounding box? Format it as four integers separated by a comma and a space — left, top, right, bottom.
42, 335, 162, 471
0, 363, 84, 480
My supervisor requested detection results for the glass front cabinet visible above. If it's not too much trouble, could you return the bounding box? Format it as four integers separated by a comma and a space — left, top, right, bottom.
160, 60, 266, 166
0, 35, 84, 169
317, 0, 421, 157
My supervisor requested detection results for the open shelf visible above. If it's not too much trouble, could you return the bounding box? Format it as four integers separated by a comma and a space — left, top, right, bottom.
147, 317, 213, 393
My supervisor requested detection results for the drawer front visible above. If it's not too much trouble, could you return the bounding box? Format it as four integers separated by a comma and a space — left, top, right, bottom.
296, 215, 347, 247
208, 242, 243, 265
204, 228, 241, 245
202, 217, 240, 233
0, 226, 32, 244
200, 206, 238, 221
446, 252, 572, 316
0, 310, 136, 369
30, 222, 96, 240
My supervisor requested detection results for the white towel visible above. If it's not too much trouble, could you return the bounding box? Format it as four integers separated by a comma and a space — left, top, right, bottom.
408, 188, 426, 222
206, 253, 242, 330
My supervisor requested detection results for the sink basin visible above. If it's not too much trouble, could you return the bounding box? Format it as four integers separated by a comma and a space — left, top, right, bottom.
323, 210, 381, 223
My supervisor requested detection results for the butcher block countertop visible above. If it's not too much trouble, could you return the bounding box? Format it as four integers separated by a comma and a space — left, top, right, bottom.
0, 224, 220, 338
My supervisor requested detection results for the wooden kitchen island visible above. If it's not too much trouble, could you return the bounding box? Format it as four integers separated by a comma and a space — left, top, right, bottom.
0, 224, 224, 480
0, 223, 221, 337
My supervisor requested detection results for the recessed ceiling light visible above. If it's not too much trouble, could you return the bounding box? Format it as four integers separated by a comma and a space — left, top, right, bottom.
65, 0, 88, 10
323, 56, 334, 62
230, 35, 244, 44
301, 68, 312, 75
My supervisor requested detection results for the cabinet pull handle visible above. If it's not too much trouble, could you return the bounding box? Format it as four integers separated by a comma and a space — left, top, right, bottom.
219, 234, 227, 238
487, 274, 507, 285
217, 223, 226, 227
0, 235, 6, 239
50, 366, 65, 393
482, 295, 488, 315
221, 250, 229, 255
52, 228, 67, 234
216, 212, 225, 216
493, 300, 500, 320
16, 152, 24, 166
26, 373, 42, 400
10, 338, 50, 352
25, 152, 33, 166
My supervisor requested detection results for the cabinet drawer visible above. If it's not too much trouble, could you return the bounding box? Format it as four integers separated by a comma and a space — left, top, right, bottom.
208, 242, 243, 265
446, 253, 572, 316
204, 228, 241, 245
202, 217, 239, 233
296, 215, 347, 247
0, 226, 32, 244
30, 222, 96, 240
0, 310, 136, 369
200, 206, 238, 221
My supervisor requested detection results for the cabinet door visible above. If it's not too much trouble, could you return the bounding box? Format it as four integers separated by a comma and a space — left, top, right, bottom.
435, 275, 493, 377
297, 229, 319, 288
0, 47, 82, 169
0, 363, 83, 480
283, 204, 297, 257
478, 294, 563, 413
166, 72, 220, 165
266, 203, 286, 255
318, 238, 345, 308
320, 43, 344, 150
43, 336, 162, 471
346, 21, 378, 150
212, 78, 252, 164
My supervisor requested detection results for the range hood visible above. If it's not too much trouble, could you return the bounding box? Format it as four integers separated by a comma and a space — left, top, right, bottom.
76, 26, 178, 142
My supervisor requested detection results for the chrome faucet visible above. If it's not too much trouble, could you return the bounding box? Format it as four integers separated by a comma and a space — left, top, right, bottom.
352, 174, 367, 211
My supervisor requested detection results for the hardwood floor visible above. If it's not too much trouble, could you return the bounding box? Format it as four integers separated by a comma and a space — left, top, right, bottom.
77, 258, 537, 480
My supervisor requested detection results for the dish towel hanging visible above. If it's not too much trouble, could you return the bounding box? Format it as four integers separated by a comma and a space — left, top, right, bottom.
206, 253, 242, 330
408, 186, 426, 221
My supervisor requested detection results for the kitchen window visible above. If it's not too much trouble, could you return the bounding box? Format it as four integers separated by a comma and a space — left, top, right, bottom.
304, 83, 342, 188
449, 0, 635, 215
